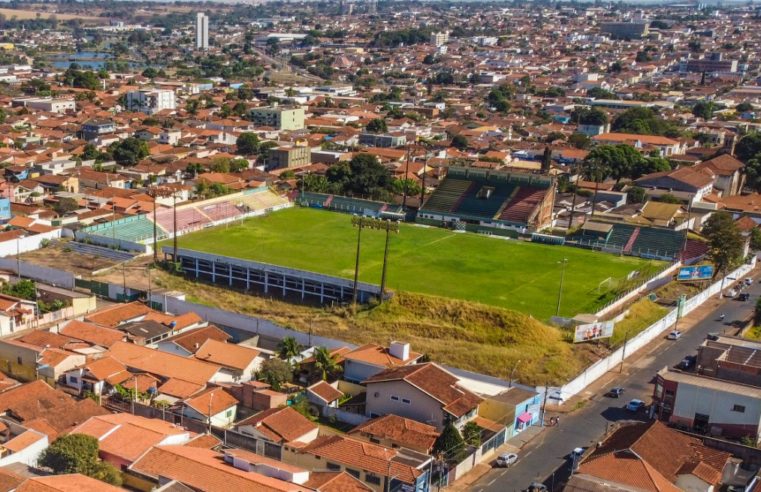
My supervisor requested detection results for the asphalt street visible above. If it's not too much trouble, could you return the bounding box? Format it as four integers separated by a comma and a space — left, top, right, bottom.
472, 272, 761, 492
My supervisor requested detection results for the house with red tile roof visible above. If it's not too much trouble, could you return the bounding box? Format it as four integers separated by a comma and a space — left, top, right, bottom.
235, 406, 319, 445
364, 362, 483, 431
568, 421, 731, 492
71, 413, 192, 468
343, 342, 422, 383
349, 414, 439, 454
193, 339, 264, 382
16, 474, 124, 492
156, 325, 231, 357
285, 434, 432, 492
181, 386, 239, 428
128, 444, 313, 491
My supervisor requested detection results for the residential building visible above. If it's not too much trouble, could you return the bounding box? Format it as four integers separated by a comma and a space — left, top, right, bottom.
196, 12, 209, 50
285, 434, 432, 492
266, 146, 311, 170
634, 166, 715, 202
193, 338, 264, 382
17, 474, 124, 492
430, 31, 449, 46
567, 420, 731, 492
358, 133, 407, 148
71, 413, 192, 468
653, 335, 761, 441
125, 89, 176, 115
181, 386, 238, 427
681, 53, 738, 74
343, 342, 422, 383
235, 406, 319, 445
694, 153, 744, 197
363, 362, 482, 431
80, 119, 116, 141
250, 106, 305, 131
348, 414, 439, 454
11, 97, 76, 114
592, 132, 683, 156
600, 21, 649, 39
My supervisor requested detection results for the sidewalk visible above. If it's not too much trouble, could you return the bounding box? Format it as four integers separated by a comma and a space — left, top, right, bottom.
446, 426, 545, 491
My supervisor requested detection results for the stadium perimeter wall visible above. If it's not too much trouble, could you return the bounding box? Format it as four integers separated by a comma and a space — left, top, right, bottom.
550, 257, 757, 404
594, 261, 683, 319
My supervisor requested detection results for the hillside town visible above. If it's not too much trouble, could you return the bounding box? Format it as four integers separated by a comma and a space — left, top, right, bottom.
0, 1, 757, 491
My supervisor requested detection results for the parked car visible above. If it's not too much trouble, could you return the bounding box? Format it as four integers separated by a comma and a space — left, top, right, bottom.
667, 330, 682, 340
680, 355, 696, 369
706, 333, 720, 341
606, 387, 625, 398
526, 482, 548, 492
725, 289, 738, 298
745, 278, 753, 286
626, 399, 645, 412
495, 453, 518, 467
739, 293, 750, 301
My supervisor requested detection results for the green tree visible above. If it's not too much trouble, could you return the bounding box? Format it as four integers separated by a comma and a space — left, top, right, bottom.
141, 67, 158, 79
611, 107, 681, 137
301, 173, 330, 193
1, 279, 36, 300
326, 154, 394, 200
583, 144, 644, 183
433, 422, 466, 462
110, 137, 149, 166
278, 336, 302, 360
54, 197, 79, 215
313, 346, 342, 381
750, 227, 761, 251
462, 421, 481, 447
80, 143, 100, 161
736, 102, 754, 113
627, 186, 647, 204
366, 118, 388, 133
391, 178, 422, 197
702, 211, 745, 275
258, 357, 292, 391
39, 434, 121, 486
568, 132, 591, 149
451, 134, 469, 150
236, 132, 260, 155
656, 193, 681, 204
692, 101, 716, 120
736, 133, 761, 163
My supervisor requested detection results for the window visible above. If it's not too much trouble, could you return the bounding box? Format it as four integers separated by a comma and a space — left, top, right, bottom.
366, 475, 381, 485
391, 395, 399, 401
402, 398, 411, 404
226, 409, 233, 417
369, 438, 380, 444
346, 468, 360, 478
732, 404, 746, 413
327, 462, 341, 471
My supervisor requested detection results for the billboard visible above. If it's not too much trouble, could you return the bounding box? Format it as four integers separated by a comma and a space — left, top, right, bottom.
573, 320, 615, 343
677, 265, 714, 282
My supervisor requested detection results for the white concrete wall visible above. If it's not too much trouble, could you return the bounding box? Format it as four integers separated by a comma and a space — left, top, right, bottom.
0, 230, 62, 258
554, 258, 757, 403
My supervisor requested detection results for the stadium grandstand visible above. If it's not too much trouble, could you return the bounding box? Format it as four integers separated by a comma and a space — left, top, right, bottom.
572, 220, 687, 261
75, 189, 290, 251
298, 192, 405, 220
417, 166, 555, 233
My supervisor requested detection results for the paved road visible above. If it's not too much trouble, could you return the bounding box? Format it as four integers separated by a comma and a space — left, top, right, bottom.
472, 273, 761, 492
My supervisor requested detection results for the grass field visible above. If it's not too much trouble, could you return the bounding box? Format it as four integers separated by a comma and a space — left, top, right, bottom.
0, 7, 106, 23
171, 207, 662, 320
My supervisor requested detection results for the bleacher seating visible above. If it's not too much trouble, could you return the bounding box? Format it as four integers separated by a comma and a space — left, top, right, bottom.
630, 227, 685, 259
68, 241, 138, 261
454, 181, 517, 220
241, 190, 290, 211
154, 207, 211, 233
683, 239, 709, 262
603, 224, 637, 249
422, 179, 473, 213
499, 186, 546, 223
200, 201, 244, 222
83, 215, 165, 243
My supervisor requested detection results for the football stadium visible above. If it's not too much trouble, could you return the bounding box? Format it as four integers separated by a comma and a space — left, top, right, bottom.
167, 206, 663, 320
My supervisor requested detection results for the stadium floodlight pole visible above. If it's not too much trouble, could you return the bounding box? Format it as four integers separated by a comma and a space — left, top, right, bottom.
555, 258, 568, 316
402, 143, 411, 210
172, 192, 178, 264
352, 216, 400, 304
351, 216, 364, 306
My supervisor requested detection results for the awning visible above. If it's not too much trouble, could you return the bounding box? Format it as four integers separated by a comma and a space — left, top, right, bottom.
517, 412, 532, 424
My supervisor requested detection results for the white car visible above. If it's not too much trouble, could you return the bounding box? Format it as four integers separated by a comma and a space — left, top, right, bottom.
495, 452, 518, 467
667, 330, 682, 340
725, 289, 737, 298
745, 278, 753, 286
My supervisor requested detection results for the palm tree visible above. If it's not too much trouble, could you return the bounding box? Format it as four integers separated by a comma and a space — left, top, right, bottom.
278, 336, 301, 360
313, 346, 342, 381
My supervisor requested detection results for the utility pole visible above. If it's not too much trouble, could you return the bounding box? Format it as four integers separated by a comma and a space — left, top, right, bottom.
402, 143, 411, 210
172, 192, 178, 264
555, 258, 568, 316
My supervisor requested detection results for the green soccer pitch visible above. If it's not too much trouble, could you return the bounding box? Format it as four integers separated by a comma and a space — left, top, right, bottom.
171, 207, 663, 320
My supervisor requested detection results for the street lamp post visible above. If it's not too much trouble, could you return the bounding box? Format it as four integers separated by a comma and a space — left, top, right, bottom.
555, 258, 568, 316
